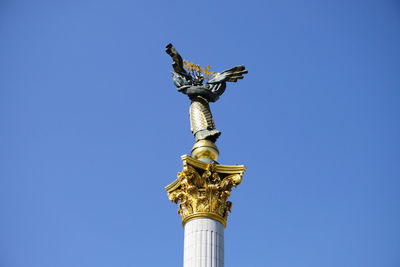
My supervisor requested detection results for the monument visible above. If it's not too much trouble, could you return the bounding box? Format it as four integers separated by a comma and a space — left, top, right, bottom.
165, 43, 247, 267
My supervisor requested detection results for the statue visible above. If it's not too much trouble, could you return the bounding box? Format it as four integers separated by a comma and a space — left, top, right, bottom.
166, 43, 248, 143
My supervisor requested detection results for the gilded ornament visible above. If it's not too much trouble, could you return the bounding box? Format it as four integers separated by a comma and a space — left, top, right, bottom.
166, 155, 245, 227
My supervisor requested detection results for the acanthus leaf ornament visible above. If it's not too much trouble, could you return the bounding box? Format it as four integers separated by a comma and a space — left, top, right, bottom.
166, 155, 246, 227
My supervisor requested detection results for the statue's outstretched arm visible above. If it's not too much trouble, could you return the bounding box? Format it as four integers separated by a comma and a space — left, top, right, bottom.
207, 65, 248, 84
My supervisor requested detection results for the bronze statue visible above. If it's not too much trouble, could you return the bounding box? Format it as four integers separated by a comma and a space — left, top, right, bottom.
166, 43, 248, 143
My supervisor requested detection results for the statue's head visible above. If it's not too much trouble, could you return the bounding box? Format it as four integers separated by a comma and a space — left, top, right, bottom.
194, 75, 205, 85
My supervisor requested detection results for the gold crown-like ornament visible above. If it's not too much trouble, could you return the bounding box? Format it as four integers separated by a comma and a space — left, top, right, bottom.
166, 154, 245, 227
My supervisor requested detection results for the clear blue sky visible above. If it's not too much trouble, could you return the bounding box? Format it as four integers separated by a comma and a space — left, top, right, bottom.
1, 1, 399, 266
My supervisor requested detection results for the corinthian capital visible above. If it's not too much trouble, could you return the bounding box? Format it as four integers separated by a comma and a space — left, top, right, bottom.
166, 155, 246, 227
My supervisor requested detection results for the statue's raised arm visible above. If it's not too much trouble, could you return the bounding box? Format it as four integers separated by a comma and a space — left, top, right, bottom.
165, 43, 192, 82
165, 43, 248, 143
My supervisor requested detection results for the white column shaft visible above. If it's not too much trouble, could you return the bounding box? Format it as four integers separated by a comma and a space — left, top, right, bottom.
183, 218, 224, 267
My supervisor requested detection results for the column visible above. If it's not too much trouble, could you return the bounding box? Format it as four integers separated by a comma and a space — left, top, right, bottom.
184, 218, 224, 267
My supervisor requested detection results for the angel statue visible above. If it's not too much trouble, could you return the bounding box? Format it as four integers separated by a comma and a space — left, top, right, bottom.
166, 43, 248, 143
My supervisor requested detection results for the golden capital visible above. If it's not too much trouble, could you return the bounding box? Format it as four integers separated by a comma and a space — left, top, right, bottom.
165, 155, 246, 227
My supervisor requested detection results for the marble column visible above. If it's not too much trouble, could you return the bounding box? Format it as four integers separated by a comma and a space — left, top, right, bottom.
183, 218, 224, 267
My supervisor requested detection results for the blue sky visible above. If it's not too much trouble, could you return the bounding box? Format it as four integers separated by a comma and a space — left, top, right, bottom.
1, 0, 399, 266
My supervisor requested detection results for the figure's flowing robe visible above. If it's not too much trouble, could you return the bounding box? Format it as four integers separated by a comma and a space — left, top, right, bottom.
189, 96, 220, 142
